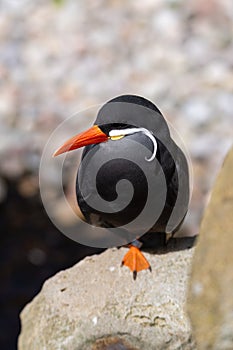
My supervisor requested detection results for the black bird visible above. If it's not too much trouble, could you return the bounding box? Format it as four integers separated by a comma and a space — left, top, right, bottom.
54, 95, 190, 279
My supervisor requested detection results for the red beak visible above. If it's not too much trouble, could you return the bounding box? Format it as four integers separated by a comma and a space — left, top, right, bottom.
53, 125, 108, 157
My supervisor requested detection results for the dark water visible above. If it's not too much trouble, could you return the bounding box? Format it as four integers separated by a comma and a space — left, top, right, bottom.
0, 177, 103, 350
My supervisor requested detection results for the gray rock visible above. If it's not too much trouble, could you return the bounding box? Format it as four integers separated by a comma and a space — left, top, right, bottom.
188, 146, 233, 349
18, 246, 195, 350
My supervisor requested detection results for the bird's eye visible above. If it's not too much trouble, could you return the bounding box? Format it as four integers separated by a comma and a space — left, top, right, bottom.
109, 134, 125, 141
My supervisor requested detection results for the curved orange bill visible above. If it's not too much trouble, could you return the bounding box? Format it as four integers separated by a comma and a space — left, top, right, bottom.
53, 125, 108, 157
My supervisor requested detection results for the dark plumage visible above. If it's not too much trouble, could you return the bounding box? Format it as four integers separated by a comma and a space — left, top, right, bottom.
54, 95, 190, 278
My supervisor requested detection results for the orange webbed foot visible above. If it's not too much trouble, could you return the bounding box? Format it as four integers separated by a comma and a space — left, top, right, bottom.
121, 245, 152, 280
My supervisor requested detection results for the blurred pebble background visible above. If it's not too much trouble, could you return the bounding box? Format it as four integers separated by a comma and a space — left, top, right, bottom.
0, 0, 232, 349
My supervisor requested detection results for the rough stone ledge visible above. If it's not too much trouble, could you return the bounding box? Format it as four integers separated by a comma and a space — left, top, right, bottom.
18, 243, 195, 350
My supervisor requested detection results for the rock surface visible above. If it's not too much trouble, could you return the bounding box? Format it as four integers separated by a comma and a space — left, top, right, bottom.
19, 245, 195, 350
188, 146, 233, 349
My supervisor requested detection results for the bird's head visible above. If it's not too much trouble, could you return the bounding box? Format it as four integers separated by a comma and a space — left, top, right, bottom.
53, 95, 168, 160
53, 122, 157, 162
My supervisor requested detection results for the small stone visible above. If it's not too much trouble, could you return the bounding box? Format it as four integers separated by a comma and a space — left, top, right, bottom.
18, 175, 38, 197
181, 98, 211, 126
92, 316, 98, 326
27, 248, 47, 266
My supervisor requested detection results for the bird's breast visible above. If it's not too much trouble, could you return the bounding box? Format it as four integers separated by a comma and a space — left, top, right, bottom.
76, 133, 160, 229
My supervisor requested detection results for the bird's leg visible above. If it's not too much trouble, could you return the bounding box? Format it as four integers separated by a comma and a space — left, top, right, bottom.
121, 240, 152, 280
166, 231, 176, 246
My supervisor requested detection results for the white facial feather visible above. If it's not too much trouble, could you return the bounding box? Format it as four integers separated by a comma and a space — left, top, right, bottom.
109, 127, 157, 162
